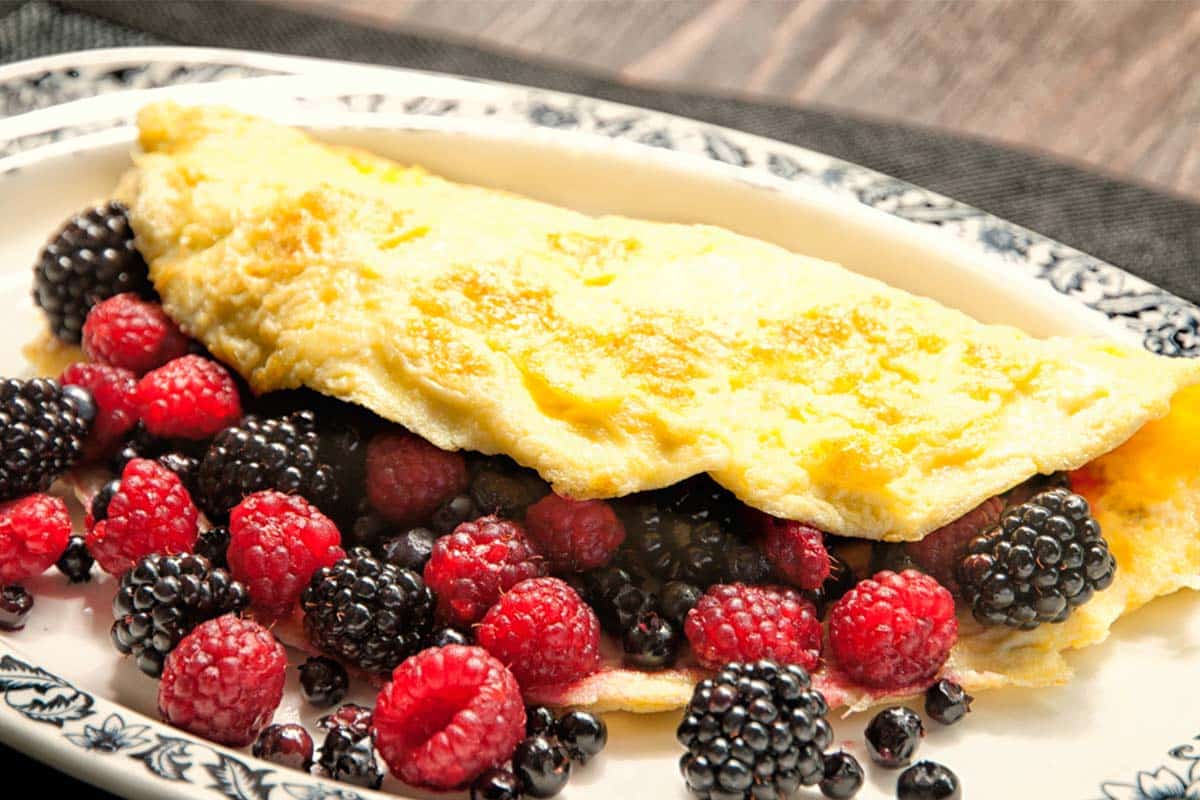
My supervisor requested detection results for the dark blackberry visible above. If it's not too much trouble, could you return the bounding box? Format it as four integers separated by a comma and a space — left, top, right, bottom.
90, 480, 121, 524
820, 751, 864, 799
897, 761, 961, 800
197, 411, 338, 521
380, 526, 437, 571
193, 526, 230, 569
109, 423, 207, 475
110, 553, 249, 677
658, 475, 741, 531
583, 565, 657, 637
958, 488, 1115, 629
301, 547, 435, 674
431, 493, 481, 533
55, 535, 94, 583
472, 768, 523, 800
253, 723, 314, 771
677, 660, 832, 799
513, 735, 571, 798
526, 705, 557, 738
317, 704, 373, 741
299, 656, 349, 708
555, 710, 607, 764
660, 580, 702, 625
623, 610, 680, 669
469, 457, 550, 519
864, 707, 923, 768
0, 378, 90, 501
924, 679, 972, 726
618, 500, 764, 588
33, 201, 154, 344
317, 728, 384, 789
0, 585, 33, 631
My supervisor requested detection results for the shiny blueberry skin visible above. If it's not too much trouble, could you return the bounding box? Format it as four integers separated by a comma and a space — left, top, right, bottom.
865, 707, 924, 768
471, 767, 523, 800
924, 679, 973, 725
0, 585, 33, 631
252, 723, 314, 771
555, 710, 607, 764
820, 751, 864, 799
513, 736, 571, 798
299, 656, 349, 708
897, 760, 961, 800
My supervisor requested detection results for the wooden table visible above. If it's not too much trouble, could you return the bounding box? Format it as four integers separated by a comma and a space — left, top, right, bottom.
274, 0, 1200, 201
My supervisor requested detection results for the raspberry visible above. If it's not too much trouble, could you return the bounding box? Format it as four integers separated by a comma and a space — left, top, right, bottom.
905, 496, 1004, 596
60, 362, 139, 460
81, 294, 190, 374
525, 494, 625, 572
828, 569, 957, 689
757, 514, 832, 591
157, 614, 286, 746
366, 430, 468, 524
683, 583, 823, 671
86, 458, 200, 576
373, 645, 525, 790
0, 494, 71, 584
134, 355, 242, 440
476, 577, 601, 688
423, 515, 547, 626
227, 490, 344, 616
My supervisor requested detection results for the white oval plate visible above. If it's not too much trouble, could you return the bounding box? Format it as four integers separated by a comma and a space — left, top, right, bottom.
0, 48, 1196, 800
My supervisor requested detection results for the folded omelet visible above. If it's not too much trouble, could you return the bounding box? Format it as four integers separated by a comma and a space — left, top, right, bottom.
103, 103, 1200, 711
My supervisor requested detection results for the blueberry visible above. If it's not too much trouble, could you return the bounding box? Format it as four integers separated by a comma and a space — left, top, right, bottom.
193, 526, 230, 569
924, 679, 972, 725
56, 535, 94, 583
659, 580, 701, 625
897, 760, 961, 800
0, 585, 33, 631
381, 527, 437, 571
513, 735, 570, 798
865, 706, 924, 768
472, 767, 523, 800
299, 656, 349, 708
253, 723, 314, 771
555, 710, 607, 763
820, 750, 864, 798
526, 705, 557, 738
622, 611, 679, 669
432, 627, 472, 647
91, 479, 121, 524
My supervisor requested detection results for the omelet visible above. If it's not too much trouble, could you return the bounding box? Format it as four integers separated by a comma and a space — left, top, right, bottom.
88, 103, 1200, 712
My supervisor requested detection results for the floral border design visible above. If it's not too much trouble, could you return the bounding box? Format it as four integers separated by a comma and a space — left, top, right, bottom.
1099, 735, 1200, 800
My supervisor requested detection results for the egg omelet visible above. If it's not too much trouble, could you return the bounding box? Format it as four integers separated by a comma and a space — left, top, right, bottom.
85, 103, 1200, 712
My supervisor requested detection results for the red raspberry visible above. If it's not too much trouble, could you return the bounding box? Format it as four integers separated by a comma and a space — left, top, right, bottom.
423, 515, 546, 626
158, 614, 286, 747
905, 497, 1004, 596
755, 513, 831, 591
684, 583, 823, 671
60, 362, 138, 460
373, 645, 525, 790
227, 490, 344, 616
828, 569, 958, 690
82, 293, 190, 374
0, 494, 71, 584
134, 355, 242, 440
365, 430, 468, 524
524, 494, 625, 572
87, 458, 199, 575
477, 577, 601, 688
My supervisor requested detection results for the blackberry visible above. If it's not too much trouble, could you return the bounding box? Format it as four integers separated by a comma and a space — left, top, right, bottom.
864, 707, 923, 768
299, 656, 349, 708
623, 610, 680, 669
0, 378, 90, 501
677, 660, 832, 799
820, 751, 864, 799
197, 411, 338, 521
193, 526, 230, 569
618, 500, 767, 588
110, 553, 249, 677
301, 547, 435, 674
253, 723, 314, 771
513, 735, 571, 798
958, 488, 1115, 629
658, 475, 742, 531
924, 679, 972, 725
0, 585, 33, 631
110, 423, 207, 475
583, 565, 657, 637
897, 761, 961, 800
55, 535, 94, 583
33, 201, 154, 344
555, 710, 607, 764
317, 728, 384, 789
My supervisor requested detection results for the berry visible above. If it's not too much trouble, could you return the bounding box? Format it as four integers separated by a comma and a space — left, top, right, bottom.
431, 493, 481, 534
318, 704, 373, 740
469, 459, 550, 518
820, 751, 864, 799
619, 500, 767, 588
684, 583, 823, 671
227, 490, 344, 616
196, 411, 338, 522
423, 515, 547, 626
864, 707, 924, 768
366, 430, 468, 524
583, 565, 656, 636
525, 494, 625, 572
925, 679, 973, 725
905, 496, 1004, 595
476, 576, 601, 688
380, 526, 437, 572
193, 526, 230, 569
33, 201, 153, 344
526, 705, 557, 738
373, 645, 526, 790
623, 610, 680, 669
317, 728, 384, 789
299, 656, 349, 708
807, 551, 857, 616
432, 627, 472, 646
87, 458, 200, 576
958, 488, 1115, 629
759, 516, 831, 591
660, 580, 703, 625
0, 493, 71, 584
301, 548, 435, 674
555, 710, 607, 764
157, 615, 286, 746
81, 294, 190, 374
897, 761, 961, 800
157, 452, 200, 496
110, 553, 249, 677
134, 355, 242, 440
60, 362, 139, 460
89, 479, 121, 527
677, 660, 832, 799
0, 378, 90, 501
472, 768, 523, 800
828, 570, 957, 689
253, 723, 314, 771
56, 535, 94, 583
0, 585, 33, 631
513, 736, 571, 798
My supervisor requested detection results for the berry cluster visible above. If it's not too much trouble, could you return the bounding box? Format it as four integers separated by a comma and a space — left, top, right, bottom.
471, 706, 608, 800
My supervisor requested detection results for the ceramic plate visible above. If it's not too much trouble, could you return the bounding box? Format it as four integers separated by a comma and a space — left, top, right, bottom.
0, 48, 1196, 800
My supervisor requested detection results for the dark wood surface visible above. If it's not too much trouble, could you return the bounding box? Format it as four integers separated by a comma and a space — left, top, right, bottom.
273, 0, 1200, 201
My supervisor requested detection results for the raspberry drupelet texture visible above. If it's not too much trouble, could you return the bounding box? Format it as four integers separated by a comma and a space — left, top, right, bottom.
828, 569, 957, 690
476, 576, 601, 688
684, 583, 823, 671
524, 494, 625, 572
227, 490, 345, 616
60, 362, 139, 461
366, 430, 469, 524
756, 514, 832, 591
373, 645, 526, 790
81, 294, 191, 374
0, 494, 72, 584
0, 378, 91, 502
134, 355, 242, 440
423, 515, 547, 626
86, 458, 200, 576
157, 614, 287, 747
